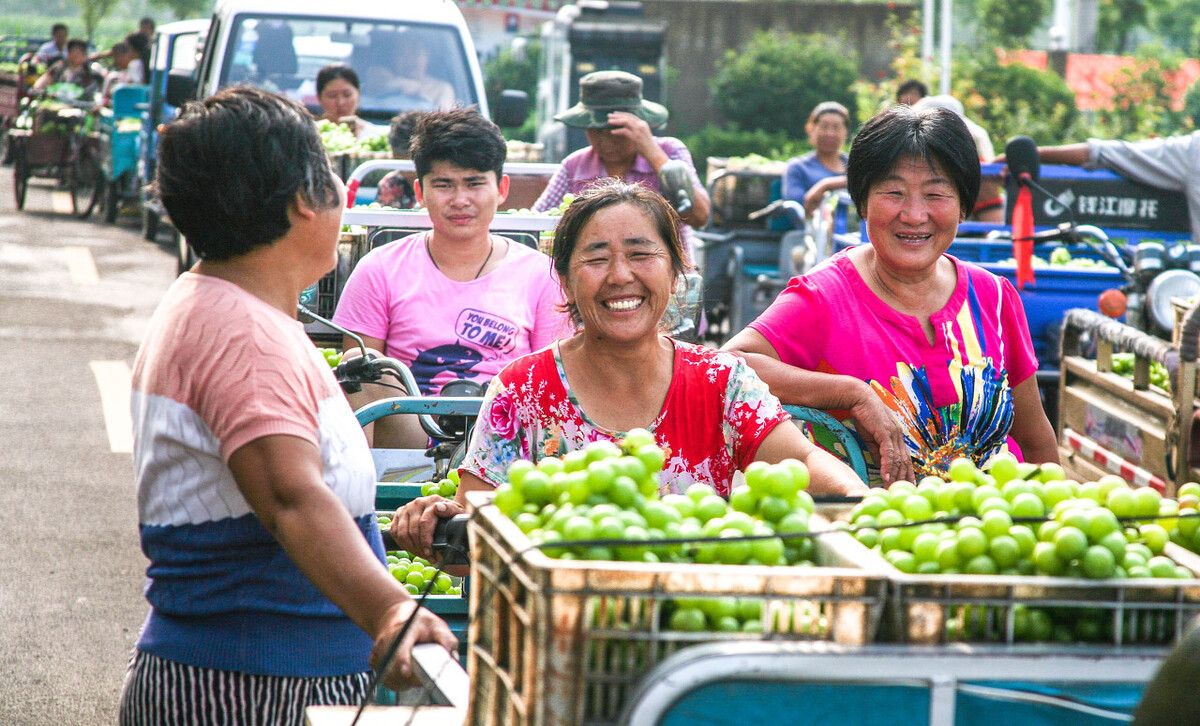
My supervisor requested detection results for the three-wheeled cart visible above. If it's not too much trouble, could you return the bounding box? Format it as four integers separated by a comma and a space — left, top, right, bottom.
10, 97, 103, 216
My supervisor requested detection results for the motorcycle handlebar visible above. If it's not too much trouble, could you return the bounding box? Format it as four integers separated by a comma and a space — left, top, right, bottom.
988, 223, 1132, 278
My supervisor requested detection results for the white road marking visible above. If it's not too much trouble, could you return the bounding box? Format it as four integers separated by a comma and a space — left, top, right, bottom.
51, 190, 73, 215
64, 246, 99, 284
90, 360, 133, 454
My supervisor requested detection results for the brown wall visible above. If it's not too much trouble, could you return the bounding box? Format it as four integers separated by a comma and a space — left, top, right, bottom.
639, 0, 916, 134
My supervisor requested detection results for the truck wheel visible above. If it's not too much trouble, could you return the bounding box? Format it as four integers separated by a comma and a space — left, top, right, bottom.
142, 205, 159, 241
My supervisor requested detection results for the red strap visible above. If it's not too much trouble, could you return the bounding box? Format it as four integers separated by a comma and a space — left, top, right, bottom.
1012, 185, 1034, 289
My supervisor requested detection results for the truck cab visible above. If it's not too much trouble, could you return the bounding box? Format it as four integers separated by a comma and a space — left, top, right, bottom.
171, 0, 492, 123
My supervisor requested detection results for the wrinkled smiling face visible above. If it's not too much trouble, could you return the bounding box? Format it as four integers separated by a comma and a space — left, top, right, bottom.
564, 202, 675, 345
808, 112, 848, 157
863, 155, 963, 278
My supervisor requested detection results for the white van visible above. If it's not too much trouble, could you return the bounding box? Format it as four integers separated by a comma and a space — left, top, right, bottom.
169, 0, 525, 125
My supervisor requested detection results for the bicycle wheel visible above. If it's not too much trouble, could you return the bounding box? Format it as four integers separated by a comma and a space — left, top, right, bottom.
13, 150, 27, 210
70, 145, 103, 219
103, 171, 123, 224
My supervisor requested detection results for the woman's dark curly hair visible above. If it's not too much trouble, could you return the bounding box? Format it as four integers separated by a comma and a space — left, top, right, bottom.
156, 86, 340, 260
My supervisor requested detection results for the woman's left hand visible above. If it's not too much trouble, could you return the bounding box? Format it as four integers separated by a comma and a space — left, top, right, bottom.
370, 599, 458, 690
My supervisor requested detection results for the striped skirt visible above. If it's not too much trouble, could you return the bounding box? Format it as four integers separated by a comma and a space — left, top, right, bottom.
118, 649, 372, 726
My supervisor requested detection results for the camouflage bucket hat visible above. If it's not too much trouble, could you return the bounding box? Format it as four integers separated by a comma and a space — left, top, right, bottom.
554, 70, 669, 129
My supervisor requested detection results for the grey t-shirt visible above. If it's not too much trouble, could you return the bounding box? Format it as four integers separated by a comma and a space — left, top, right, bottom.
1087, 132, 1200, 242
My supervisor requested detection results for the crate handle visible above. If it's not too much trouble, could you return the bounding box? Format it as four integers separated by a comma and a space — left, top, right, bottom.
1061, 308, 1173, 364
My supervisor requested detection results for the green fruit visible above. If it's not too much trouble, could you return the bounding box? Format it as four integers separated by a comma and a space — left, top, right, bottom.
885, 549, 917, 573
988, 453, 1020, 485
964, 554, 999, 575
1148, 556, 1177, 578
764, 464, 797, 498
636, 444, 666, 474
912, 532, 940, 563
902, 495, 934, 521
1133, 487, 1163, 518
936, 539, 961, 570
1140, 523, 1170, 554
750, 535, 785, 564
494, 483, 525, 516
989, 535, 1021, 569
1010, 492, 1045, 519
695, 495, 728, 523
669, 607, 707, 632
1033, 541, 1066, 575
1054, 526, 1089, 561
1082, 545, 1117, 578
981, 509, 1014, 539
663, 493, 695, 519
956, 527, 988, 559
730, 488, 757, 515
686, 482, 718, 503
776, 511, 811, 535
855, 527, 880, 549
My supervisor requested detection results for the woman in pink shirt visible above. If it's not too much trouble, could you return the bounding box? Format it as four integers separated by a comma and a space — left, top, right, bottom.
725, 105, 1058, 486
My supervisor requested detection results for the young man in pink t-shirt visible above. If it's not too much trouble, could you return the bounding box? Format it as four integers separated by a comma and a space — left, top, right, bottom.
333, 109, 569, 448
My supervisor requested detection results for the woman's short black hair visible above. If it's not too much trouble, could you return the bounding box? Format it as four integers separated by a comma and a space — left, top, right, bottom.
551, 179, 688, 328
409, 108, 506, 182
316, 63, 359, 96
156, 86, 340, 261
66, 39, 88, 54
846, 105, 980, 220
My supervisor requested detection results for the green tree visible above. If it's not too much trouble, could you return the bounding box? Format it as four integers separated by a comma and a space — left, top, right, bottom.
1096, 0, 1164, 53
1151, 0, 1200, 55
149, 0, 212, 21
70, 0, 120, 39
977, 0, 1050, 47
709, 30, 858, 139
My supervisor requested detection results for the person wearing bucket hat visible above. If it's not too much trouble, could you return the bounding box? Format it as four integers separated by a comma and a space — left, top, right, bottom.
534, 70, 710, 253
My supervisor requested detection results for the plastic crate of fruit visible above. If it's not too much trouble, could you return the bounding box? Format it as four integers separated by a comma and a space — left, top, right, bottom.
820, 457, 1200, 649
464, 489, 889, 726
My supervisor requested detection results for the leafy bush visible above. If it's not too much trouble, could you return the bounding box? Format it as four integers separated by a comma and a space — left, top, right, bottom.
678, 125, 807, 180
709, 30, 858, 138
1088, 44, 1190, 139
1184, 78, 1200, 128
955, 57, 1081, 146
